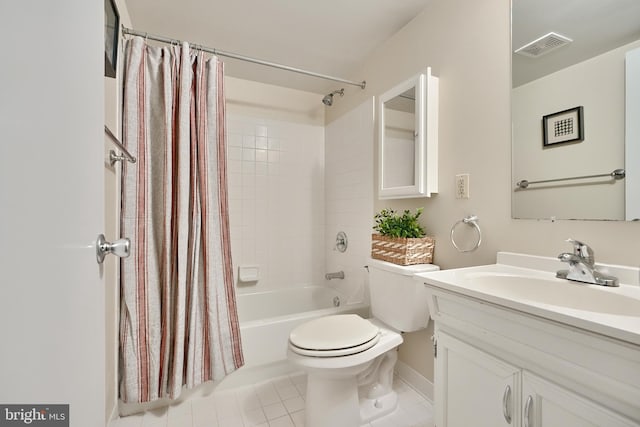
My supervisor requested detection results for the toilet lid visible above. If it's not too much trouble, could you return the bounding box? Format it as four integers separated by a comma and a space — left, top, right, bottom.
289, 314, 380, 357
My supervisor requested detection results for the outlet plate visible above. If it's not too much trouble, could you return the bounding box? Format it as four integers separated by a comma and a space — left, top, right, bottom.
455, 174, 470, 199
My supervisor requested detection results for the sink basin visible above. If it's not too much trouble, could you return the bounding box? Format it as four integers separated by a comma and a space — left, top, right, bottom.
416, 253, 640, 345
464, 272, 640, 316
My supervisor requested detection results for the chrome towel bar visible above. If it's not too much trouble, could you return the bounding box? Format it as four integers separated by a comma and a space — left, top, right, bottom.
104, 125, 136, 165
516, 168, 625, 189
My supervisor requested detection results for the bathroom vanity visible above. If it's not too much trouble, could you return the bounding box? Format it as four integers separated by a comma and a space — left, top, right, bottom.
416, 252, 640, 427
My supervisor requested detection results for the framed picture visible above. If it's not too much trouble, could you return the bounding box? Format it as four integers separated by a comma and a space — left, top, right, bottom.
105, 0, 120, 78
542, 106, 584, 147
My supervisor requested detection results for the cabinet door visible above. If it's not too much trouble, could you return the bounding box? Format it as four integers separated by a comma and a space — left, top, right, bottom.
522, 372, 640, 427
435, 332, 521, 427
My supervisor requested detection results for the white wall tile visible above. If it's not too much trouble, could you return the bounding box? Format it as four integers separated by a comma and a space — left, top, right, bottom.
255, 162, 268, 176
256, 136, 269, 149
228, 133, 244, 148
268, 138, 280, 151
324, 99, 375, 305
255, 125, 268, 138
228, 112, 325, 294
242, 148, 256, 162
255, 149, 268, 162
243, 135, 256, 148
242, 161, 256, 175
228, 160, 242, 175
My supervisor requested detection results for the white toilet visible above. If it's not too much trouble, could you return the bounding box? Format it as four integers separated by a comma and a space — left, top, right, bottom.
287, 259, 439, 427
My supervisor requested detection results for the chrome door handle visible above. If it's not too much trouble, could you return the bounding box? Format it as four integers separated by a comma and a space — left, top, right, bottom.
96, 234, 130, 264
524, 395, 533, 427
502, 385, 512, 424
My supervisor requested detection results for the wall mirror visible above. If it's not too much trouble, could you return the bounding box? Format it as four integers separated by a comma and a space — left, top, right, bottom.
511, 0, 640, 220
378, 68, 438, 199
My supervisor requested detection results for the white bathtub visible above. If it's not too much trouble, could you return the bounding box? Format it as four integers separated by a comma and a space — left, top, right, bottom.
237, 286, 370, 367
120, 286, 369, 410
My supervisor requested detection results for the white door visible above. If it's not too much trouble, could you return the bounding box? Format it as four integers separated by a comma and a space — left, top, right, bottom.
521, 372, 639, 427
435, 332, 521, 427
0, 2, 105, 426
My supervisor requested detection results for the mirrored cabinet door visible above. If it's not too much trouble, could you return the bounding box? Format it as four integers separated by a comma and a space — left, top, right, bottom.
511, 0, 640, 220
378, 68, 439, 199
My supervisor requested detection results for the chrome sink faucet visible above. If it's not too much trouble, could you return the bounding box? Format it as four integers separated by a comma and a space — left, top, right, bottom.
556, 239, 619, 287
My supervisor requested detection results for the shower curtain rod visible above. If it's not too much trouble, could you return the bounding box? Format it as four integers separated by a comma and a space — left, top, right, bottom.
122, 27, 367, 89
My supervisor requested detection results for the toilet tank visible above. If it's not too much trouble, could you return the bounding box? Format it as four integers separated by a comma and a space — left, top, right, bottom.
368, 258, 439, 332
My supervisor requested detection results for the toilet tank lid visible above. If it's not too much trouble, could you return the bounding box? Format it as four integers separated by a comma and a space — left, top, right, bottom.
368, 258, 440, 276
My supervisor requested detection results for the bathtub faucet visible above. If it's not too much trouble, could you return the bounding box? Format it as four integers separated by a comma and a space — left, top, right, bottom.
325, 271, 345, 280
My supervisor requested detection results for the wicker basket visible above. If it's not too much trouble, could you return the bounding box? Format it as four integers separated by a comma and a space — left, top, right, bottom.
371, 234, 435, 266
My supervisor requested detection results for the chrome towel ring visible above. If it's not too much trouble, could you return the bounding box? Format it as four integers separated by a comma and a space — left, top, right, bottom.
450, 215, 482, 253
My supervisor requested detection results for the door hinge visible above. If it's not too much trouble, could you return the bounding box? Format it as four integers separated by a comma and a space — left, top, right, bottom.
431, 334, 437, 358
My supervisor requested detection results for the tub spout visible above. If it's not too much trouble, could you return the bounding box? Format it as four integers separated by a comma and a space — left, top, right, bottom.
325, 271, 345, 280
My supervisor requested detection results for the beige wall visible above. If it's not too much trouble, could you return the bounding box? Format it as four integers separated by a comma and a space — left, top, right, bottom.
226, 76, 324, 126
328, 0, 640, 382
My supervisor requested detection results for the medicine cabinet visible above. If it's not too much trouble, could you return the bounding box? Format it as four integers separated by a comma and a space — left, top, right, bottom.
378, 68, 439, 199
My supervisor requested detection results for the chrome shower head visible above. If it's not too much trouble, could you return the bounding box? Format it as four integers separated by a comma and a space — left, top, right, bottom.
322, 88, 344, 106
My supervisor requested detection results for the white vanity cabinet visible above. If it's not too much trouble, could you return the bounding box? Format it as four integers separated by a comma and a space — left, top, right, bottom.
436, 331, 637, 427
435, 332, 520, 427
521, 371, 636, 427
426, 286, 640, 427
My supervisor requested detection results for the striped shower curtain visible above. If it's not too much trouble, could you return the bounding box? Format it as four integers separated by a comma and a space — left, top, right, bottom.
119, 37, 243, 404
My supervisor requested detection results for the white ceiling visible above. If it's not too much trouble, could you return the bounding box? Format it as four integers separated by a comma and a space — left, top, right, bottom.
124, 1, 640, 93
513, 0, 640, 87
124, 0, 432, 94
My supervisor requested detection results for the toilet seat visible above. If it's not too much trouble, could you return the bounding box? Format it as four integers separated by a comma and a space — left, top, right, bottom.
289, 314, 381, 357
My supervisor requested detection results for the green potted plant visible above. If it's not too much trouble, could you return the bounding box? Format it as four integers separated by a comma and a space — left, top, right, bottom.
371, 208, 435, 265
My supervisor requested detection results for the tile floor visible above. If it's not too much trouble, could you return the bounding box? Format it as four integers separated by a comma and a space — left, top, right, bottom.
109, 372, 434, 427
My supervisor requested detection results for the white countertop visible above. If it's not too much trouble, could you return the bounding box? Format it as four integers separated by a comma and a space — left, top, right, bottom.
415, 252, 640, 346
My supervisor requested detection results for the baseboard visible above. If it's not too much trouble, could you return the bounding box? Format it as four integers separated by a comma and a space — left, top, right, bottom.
106, 402, 118, 426
395, 360, 434, 403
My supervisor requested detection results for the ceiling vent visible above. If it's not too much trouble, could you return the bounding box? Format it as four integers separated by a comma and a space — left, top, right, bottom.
514, 32, 573, 58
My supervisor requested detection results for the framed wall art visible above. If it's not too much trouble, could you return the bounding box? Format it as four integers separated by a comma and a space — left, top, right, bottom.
105, 0, 120, 78
542, 106, 584, 147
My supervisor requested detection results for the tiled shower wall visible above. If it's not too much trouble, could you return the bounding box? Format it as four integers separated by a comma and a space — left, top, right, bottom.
324, 99, 375, 304
225, 78, 326, 294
